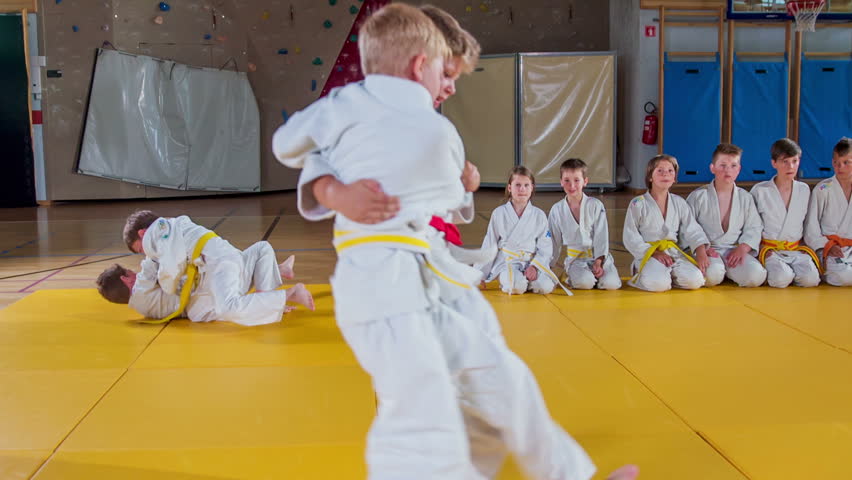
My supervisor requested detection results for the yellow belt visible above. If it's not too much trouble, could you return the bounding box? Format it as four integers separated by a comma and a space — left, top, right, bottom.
500, 247, 573, 296
140, 231, 219, 325
758, 238, 822, 273
565, 247, 594, 259
334, 230, 470, 290
634, 240, 697, 281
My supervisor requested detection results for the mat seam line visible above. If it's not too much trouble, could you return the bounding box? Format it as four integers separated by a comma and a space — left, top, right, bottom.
741, 303, 851, 355
542, 295, 754, 480
28, 323, 170, 480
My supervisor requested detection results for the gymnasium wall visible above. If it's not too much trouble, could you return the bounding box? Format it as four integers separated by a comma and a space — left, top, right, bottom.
34, 0, 609, 201
614, 4, 852, 191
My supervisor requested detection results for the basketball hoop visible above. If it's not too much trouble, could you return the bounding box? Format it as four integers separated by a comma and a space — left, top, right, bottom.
787, 0, 826, 32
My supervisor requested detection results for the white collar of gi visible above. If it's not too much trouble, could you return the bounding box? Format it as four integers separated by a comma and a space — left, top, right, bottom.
363, 74, 434, 111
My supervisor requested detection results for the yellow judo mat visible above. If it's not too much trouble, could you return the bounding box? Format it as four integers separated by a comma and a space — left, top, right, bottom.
1, 285, 850, 479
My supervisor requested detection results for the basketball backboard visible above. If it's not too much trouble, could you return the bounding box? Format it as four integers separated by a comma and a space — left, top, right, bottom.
727, 0, 852, 20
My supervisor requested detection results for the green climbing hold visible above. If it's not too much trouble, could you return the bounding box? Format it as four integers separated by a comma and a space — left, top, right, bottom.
349, 34, 358, 42
349, 5, 358, 14
329, 0, 337, 4
312, 57, 323, 66
323, 19, 333, 28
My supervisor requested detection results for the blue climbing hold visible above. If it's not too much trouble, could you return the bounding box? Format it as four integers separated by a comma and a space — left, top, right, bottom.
158, 2, 170, 12
311, 79, 317, 91
282, 110, 289, 122
204, 34, 212, 40
278, 48, 288, 55
329, 0, 337, 5
55, 0, 62, 4
323, 20, 333, 28
336, 66, 343, 72
72, 25, 79, 32
349, 34, 357, 42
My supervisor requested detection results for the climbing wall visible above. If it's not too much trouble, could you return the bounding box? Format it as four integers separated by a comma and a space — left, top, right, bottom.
39, 0, 366, 200
36, 0, 609, 201
320, 0, 388, 97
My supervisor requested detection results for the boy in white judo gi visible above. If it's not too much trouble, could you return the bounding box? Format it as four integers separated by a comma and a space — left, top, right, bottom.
271, 5, 637, 480
804, 137, 852, 286
548, 158, 621, 290
97, 210, 314, 325
686, 143, 767, 287
751, 139, 821, 288
623, 154, 711, 292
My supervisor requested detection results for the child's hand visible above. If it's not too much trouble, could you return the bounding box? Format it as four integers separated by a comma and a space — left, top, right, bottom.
706, 247, 721, 258
461, 161, 481, 193
827, 245, 844, 258
725, 244, 752, 268
695, 246, 709, 274
591, 257, 604, 278
479, 281, 487, 290
651, 251, 674, 267
524, 265, 538, 281
329, 179, 401, 224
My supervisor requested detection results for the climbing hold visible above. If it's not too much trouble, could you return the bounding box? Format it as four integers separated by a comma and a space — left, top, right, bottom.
55, 0, 62, 4
349, 5, 358, 14
153, 15, 164, 24
336, 65, 343, 72
72, 25, 79, 32
101, 24, 110, 31
281, 110, 289, 121
312, 57, 323, 66
277, 48, 288, 55
261, 11, 270, 20
323, 20, 333, 28
294, 46, 302, 54
479, 3, 488, 12
216, 35, 227, 41
329, 0, 337, 5
465, 6, 472, 12
248, 63, 257, 72
158, 2, 170, 12
311, 79, 317, 91
204, 33, 212, 40
349, 34, 357, 42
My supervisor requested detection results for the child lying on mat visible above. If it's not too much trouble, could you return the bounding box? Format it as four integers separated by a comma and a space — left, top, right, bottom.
96, 210, 314, 325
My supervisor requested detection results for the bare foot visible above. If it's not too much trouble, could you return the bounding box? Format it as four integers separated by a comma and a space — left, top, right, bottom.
279, 255, 295, 280
285, 283, 315, 311
283, 305, 295, 314
606, 465, 639, 480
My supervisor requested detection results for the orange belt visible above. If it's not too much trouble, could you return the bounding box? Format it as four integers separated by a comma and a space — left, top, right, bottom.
758, 238, 822, 273
823, 235, 852, 264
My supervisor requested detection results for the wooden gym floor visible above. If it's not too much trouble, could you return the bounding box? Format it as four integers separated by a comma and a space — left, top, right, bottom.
1, 189, 850, 479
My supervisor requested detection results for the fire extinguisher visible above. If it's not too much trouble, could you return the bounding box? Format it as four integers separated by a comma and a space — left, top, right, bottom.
642, 102, 658, 145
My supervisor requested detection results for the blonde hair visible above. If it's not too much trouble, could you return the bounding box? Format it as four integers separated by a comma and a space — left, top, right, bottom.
359, 3, 451, 76
419, 5, 480, 74
645, 154, 679, 189
504, 166, 536, 200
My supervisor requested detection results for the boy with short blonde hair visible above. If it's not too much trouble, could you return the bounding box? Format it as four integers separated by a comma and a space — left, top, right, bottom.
272, 4, 635, 480
686, 143, 767, 287
549, 158, 621, 290
804, 137, 852, 286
